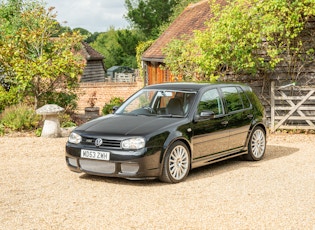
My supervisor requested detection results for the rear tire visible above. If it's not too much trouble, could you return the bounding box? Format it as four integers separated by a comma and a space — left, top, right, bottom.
245, 126, 266, 161
159, 141, 190, 183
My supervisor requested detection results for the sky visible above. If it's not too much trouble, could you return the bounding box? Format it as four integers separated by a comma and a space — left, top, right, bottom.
45, 0, 130, 33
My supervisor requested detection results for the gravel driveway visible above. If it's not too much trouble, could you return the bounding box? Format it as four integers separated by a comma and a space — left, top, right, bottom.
0, 134, 314, 229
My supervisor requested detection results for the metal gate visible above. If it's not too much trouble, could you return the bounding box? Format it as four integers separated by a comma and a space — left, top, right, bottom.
270, 81, 315, 132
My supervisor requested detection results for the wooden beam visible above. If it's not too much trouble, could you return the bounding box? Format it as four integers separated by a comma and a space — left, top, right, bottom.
274, 90, 315, 131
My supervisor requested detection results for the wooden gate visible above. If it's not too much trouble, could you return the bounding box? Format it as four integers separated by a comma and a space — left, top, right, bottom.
270, 81, 315, 132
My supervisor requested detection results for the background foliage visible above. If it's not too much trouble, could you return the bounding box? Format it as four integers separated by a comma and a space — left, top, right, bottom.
164, 0, 315, 82
0, 0, 85, 109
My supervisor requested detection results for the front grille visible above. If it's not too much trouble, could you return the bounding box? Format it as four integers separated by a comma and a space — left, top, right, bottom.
81, 137, 121, 149
80, 159, 116, 174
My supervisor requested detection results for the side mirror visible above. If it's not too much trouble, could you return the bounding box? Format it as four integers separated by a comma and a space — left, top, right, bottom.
200, 111, 215, 118
194, 110, 215, 122
112, 106, 119, 113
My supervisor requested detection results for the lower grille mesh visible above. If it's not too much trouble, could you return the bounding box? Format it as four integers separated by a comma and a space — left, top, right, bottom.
80, 159, 115, 174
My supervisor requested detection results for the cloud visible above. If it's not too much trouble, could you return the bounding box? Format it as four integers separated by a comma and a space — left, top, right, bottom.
46, 0, 129, 33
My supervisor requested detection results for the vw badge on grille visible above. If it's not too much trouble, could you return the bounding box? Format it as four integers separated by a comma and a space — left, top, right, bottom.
95, 138, 103, 147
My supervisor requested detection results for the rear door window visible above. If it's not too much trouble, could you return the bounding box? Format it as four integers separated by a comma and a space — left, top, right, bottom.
221, 86, 244, 112
198, 88, 223, 115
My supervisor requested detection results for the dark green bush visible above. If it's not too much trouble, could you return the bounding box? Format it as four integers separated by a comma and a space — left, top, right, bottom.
102, 97, 124, 115
40, 92, 78, 113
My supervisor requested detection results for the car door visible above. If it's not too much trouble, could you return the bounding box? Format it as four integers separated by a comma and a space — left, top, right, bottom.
220, 86, 253, 150
191, 88, 229, 159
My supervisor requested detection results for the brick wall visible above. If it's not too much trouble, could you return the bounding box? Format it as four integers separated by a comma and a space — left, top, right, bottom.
76, 80, 144, 114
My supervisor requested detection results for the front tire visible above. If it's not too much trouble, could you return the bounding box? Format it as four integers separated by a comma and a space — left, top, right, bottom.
159, 141, 190, 183
245, 126, 266, 161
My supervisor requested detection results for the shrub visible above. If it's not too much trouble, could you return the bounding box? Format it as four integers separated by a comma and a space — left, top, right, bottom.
0, 86, 20, 113
0, 104, 41, 132
59, 113, 76, 128
40, 92, 78, 113
102, 97, 124, 115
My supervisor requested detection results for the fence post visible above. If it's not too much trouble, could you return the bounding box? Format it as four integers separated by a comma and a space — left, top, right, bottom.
270, 81, 275, 133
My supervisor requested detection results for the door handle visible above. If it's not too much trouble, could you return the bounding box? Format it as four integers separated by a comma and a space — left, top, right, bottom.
221, 121, 228, 126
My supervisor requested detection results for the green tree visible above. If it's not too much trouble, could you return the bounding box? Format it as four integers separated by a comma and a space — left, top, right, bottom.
0, 0, 85, 109
91, 27, 144, 69
125, 0, 180, 38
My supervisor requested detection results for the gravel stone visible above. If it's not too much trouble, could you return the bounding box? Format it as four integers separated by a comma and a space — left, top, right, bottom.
0, 134, 314, 229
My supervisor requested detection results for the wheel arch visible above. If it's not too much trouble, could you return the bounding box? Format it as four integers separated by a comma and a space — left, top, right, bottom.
245, 122, 267, 148
159, 136, 192, 177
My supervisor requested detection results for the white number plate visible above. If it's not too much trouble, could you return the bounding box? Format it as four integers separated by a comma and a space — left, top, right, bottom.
81, 149, 110, 161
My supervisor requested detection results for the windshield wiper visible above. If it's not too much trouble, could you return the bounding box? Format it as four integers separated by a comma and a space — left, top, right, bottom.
157, 114, 184, 118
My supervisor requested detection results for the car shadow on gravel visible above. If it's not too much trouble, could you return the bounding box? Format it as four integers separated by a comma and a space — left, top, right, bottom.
78, 144, 299, 185
79, 174, 161, 186
187, 144, 299, 182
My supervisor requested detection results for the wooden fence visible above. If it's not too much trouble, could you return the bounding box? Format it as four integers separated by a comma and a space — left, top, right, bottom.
270, 81, 315, 132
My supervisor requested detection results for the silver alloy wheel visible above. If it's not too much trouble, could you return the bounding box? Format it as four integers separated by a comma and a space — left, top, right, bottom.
168, 145, 189, 181
250, 128, 266, 158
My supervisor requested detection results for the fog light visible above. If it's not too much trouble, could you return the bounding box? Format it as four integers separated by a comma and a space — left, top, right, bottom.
121, 163, 139, 174
67, 157, 78, 167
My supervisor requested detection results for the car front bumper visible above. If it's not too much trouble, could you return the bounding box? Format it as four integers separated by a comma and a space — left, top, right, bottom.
65, 143, 162, 180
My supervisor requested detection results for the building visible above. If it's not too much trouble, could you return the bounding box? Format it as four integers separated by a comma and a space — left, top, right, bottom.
80, 42, 106, 83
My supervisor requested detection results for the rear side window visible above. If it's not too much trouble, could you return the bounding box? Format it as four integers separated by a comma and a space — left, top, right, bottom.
238, 88, 251, 109
221, 87, 244, 112
198, 88, 223, 115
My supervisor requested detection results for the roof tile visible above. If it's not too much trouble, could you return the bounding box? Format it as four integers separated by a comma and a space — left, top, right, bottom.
142, 0, 212, 61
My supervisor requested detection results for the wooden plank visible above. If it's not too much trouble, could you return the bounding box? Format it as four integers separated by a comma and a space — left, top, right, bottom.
278, 91, 315, 127
275, 116, 315, 121
275, 106, 315, 110
273, 90, 315, 130
274, 96, 315, 100
277, 125, 315, 130
271, 81, 275, 132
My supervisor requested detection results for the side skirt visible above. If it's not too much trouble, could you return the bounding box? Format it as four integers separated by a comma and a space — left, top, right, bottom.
191, 148, 247, 169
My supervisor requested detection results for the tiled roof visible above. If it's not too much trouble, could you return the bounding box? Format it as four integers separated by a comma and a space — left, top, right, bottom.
142, 0, 213, 61
81, 42, 104, 61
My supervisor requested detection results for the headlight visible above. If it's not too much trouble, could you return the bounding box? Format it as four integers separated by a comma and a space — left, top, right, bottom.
121, 137, 145, 150
68, 132, 82, 144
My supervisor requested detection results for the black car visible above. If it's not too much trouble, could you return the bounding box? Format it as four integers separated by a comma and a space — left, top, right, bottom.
66, 83, 266, 183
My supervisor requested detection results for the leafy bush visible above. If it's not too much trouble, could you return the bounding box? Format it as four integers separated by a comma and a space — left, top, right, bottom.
0, 123, 4, 136
40, 92, 78, 113
0, 86, 20, 113
102, 97, 124, 115
59, 113, 76, 128
0, 104, 41, 132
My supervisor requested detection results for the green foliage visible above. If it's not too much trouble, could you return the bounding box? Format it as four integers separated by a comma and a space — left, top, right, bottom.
40, 92, 78, 112
164, 0, 315, 82
59, 113, 76, 128
0, 86, 20, 112
125, 0, 180, 39
136, 40, 154, 78
0, 123, 4, 136
0, 0, 85, 109
35, 127, 42, 137
0, 104, 40, 132
91, 28, 144, 69
163, 36, 210, 81
102, 97, 124, 115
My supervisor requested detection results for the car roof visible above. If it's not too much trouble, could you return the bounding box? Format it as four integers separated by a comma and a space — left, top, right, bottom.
144, 82, 251, 92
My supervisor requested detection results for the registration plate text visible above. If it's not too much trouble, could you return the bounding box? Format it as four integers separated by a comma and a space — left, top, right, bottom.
81, 149, 110, 161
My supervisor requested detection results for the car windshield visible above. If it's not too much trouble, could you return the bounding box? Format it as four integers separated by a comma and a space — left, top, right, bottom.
115, 89, 196, 117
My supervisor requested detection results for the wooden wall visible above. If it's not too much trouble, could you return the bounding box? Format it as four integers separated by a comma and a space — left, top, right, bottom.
80, 60, 106, 83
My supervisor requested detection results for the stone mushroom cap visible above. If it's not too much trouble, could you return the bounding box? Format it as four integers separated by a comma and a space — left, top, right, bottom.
36, 104, 64, 115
